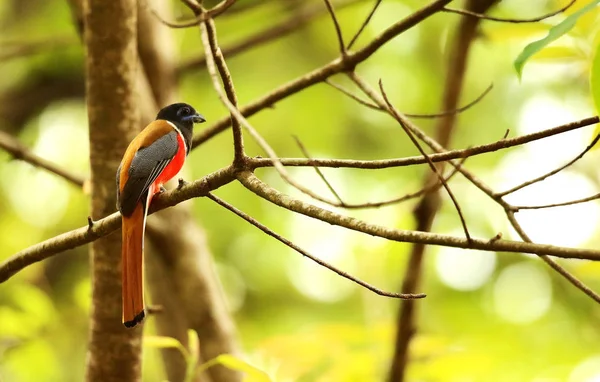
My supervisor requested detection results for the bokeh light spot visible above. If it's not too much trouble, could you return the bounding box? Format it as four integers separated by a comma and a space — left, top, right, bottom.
435, 247, 497, 291
493, 262, 552, 324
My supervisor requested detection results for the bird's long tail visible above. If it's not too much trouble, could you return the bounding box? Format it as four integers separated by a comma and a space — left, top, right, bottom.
121, 201, 147, 328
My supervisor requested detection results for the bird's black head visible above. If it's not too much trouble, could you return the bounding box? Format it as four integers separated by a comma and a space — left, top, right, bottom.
156, 103, 205, 128
156, 103, 205, 153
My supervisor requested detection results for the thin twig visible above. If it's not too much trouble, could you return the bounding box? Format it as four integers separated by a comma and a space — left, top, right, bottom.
349, 69, 600, 306
506, 211, 600, 305
191, 0, 455, 148
200, 19, 345, 206
0, 130, 86, 187
292, 135, 345, 205
250, 116, 598, 169
323, 0, 346, 55
339, 157, 466, 209
442, 0, 577, 23
347, 0, 382, 49
378, 79, 471, 242
514, 193, 600, 210
326, 80, 493, 118
405, 83, 493, 119
151, 0, 235, 28
178, 0, 365, 76
236, 171, 600, 261
496, 134, 600, 197
207, 193, 425, 299
200, 17, 245, 164
325, 79, 382, 110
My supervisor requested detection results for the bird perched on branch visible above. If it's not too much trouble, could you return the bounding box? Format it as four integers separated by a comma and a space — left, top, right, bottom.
116, 103, 205, 328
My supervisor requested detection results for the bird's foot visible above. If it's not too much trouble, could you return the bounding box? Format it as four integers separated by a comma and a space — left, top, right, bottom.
177, 178, 188, 190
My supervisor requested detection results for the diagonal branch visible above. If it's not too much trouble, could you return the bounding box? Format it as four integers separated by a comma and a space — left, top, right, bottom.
0, 166, 236, 284
192, 0, 453, 148
207, 193, 425, 299
379, 79, 471, 242
177, 0, 365, 76
323, 0, 346, 55
199, 16, 245, 164
350, 58, 600, 307
0, 130, 86, 187
347, 0, 382, 49
496, 133, 600, 197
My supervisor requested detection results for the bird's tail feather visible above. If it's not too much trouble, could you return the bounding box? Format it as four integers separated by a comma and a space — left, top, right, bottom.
121, 201, 146, 328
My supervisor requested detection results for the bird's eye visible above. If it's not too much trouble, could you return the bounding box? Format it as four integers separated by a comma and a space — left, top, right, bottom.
179, 107, 191, 116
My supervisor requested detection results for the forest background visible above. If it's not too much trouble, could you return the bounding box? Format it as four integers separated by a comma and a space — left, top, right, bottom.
1, 0, 600, 381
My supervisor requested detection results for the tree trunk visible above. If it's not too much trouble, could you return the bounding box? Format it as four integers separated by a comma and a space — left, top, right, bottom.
84, 0, 142, 380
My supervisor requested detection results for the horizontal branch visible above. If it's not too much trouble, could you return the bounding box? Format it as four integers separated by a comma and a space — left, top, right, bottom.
237, 171, 600, 261
248, 116, 599, 170
0, 166, 236, 283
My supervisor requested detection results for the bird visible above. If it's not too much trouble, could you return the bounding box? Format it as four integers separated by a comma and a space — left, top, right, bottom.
116, 103, 205, 328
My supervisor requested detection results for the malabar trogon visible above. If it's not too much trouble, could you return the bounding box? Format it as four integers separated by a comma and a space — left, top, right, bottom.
116, 103, 205, 328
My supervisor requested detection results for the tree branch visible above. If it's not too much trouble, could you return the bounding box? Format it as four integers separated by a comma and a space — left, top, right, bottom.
236, 171, 600, 261
208, 193, 425, 299
0, 166, 236, 284
192, 0, 453, 148
442, 0, 576, 23
0, 130, 86, 187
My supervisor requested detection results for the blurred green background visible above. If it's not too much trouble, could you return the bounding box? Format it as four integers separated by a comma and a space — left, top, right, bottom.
2, 0, 600, 381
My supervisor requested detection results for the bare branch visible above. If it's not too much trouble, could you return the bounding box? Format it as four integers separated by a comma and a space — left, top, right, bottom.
405, 83, 493, 119
236, 171, 600, 261
0, 166, 236, 284
192, 0, 453, 148
347, 0, 382, 49
325, 79, 383, 110
442, 0, 577, 23
207, 193, 425, 299
379, 78, 471, 241
0, 130, 86, 187
323, 0, 346, 55
6, 161, 600, 285
249, 116, 598, 170
505, 211, 600, 305
496, 134, 600, 197
150, 0, 235, 28
348, 63, 600, 307
292, 135, 346, 205
200, 17, 245, 164
178, 0, 365, 76
200, 20, 348, 207
514, 193, 600, 211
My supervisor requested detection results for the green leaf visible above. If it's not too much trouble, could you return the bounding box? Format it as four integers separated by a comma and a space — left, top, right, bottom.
514, 0, 600, 79
184, 330, 200, 382
196, 354, 273, 382
143, 335, 189, 360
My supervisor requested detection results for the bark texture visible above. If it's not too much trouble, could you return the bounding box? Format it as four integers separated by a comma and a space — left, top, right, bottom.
83, 0, 142, 380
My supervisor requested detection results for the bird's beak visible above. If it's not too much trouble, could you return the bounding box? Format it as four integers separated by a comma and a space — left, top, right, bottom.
192, 113, 206, 124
